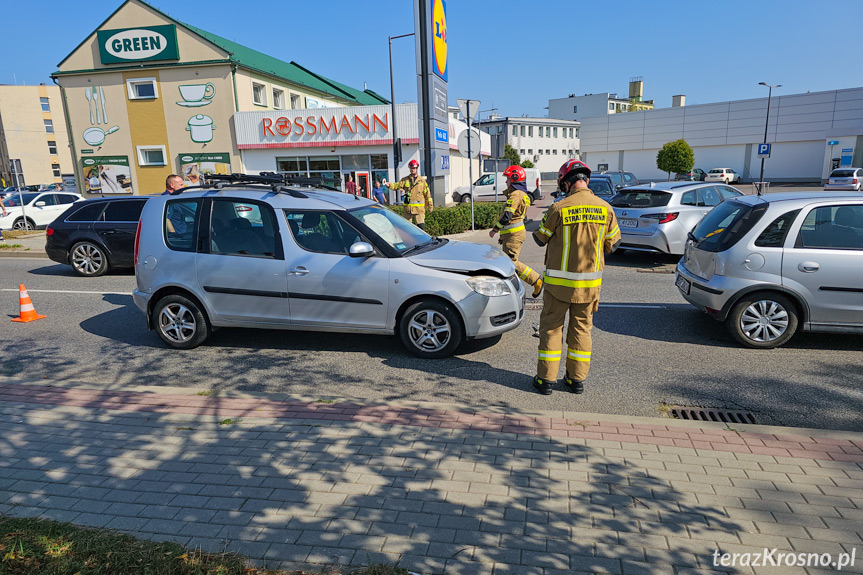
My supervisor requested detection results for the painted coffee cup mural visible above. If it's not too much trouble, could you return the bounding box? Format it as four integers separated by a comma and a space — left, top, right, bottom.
177, 83, 215, 107
178, 153, 231, 185
81, 156, 133, 194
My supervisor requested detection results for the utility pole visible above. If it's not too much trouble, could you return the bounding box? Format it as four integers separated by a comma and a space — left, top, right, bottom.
758, 82, 781, 191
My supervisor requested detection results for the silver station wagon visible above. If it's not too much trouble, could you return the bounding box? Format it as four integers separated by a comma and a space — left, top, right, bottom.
132, 175, 524, 358
676, 192, 863, 348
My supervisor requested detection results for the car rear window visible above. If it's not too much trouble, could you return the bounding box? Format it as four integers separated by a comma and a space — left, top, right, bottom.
830, 169, 857, 178
2, 192, 38, 206
66, 202, 106, 222
611, 191, 671, 208
708, 169, 723, 174
691, 200, 768, 252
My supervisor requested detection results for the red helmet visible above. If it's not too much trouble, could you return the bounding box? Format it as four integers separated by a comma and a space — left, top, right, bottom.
502, 165, 526, 183
408, 159, 419, 168
558, 159, 591, 184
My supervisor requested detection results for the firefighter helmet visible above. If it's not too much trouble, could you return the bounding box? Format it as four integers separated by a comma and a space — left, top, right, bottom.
558, 159, 591, 184
408, 159, 420, 168
502, 165, 526, 183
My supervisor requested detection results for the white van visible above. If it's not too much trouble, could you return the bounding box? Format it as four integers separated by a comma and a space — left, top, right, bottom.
451, 168, 542, 204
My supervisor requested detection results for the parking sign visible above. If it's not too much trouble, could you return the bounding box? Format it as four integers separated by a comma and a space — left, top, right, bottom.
757, 143, 771, 158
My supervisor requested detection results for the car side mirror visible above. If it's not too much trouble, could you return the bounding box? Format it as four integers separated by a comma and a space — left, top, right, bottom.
35, 201, 46, 207
349, 241, 374, 258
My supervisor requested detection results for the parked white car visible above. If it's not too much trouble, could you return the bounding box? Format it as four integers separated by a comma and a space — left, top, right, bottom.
451, 168, 542, 204
705, 168, 741, 184
0, 191, 83, 230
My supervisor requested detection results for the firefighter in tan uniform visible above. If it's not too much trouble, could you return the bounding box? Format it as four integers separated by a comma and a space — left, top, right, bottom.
488, 165, 543, 298
531, 160, 621, 395
385, 159, 433, 230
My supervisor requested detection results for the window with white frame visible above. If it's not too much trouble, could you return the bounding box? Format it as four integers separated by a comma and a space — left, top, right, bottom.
573, 105, 577, 113
538, 149, 543, 155
538, 126, 543, 138
528, 126, 533, 137
44, 119, 54, 134
553, 149, 557, 155
512, 125, 517, 136
520, 126, 525, 136
545, 127, 550, 137
126, 78, 158, 100
519, 149, 525, 155
553, 127, 558, 138
528, 149, 533, 155
252, 82, 267, 106
40, 97, 50, 112
48, 141, 57, 155
136, 145, 167, 166
575, 128, 579, 138
52, 164, 61, 177
546, 149, 550, 155
290, 93, 302, 109
272, 88, 284, 110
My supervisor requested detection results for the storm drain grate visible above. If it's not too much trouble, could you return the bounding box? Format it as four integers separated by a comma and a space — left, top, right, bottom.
669, 406, 757, 425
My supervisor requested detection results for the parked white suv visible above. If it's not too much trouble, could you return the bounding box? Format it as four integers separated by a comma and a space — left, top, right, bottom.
705, 168, 741, 184
133, 174, 525, 358
0, 191, 83, 230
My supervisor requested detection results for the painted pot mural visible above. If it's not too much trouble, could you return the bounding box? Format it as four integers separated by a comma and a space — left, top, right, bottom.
186, 114, 215, 143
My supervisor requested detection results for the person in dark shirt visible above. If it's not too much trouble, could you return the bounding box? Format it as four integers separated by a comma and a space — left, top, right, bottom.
345, 174, 357, 197
372, 180, 388, 204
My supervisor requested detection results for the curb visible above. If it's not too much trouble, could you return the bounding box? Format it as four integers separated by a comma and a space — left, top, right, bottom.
0, 251, 48, 258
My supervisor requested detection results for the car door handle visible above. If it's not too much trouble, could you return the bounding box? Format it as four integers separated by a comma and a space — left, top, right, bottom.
798, 261, 820, 273
288, 267, 309, 276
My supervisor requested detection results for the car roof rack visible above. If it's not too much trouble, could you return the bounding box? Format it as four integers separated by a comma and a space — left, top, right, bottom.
171, 173, 341, 197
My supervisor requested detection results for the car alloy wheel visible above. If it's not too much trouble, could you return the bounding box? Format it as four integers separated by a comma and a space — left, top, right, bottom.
399, 299, 463, 358
152, 294, 211, 349
727, 293, 798, 349
12, 218, 34, 231
70, 241, 108, 277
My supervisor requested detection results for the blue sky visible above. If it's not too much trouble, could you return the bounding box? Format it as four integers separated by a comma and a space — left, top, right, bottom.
3, 0, 862, 119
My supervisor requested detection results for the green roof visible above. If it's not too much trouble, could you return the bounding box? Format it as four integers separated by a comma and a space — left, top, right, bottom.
182, 23, 388, 106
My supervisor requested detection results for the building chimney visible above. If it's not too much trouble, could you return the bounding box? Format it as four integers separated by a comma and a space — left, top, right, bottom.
672, 95, 686, 107
629, 77, 643, 102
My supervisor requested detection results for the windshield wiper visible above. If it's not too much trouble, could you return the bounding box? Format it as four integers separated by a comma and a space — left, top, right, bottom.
402, 239, 437, 255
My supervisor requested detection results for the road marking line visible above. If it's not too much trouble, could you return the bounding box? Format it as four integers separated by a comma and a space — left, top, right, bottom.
1, 289, 130, 295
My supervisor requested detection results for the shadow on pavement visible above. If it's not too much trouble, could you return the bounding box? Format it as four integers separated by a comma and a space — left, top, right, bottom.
0, 397, 764, 574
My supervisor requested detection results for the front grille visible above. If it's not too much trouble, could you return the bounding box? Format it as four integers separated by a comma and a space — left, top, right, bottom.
490, 312, 516, 327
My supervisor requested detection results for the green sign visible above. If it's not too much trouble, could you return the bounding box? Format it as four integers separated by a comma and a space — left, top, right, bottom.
178, 153, 231, 163
97, 25, 179, 64
80, 149, 94, 154
82, 156, 129, 167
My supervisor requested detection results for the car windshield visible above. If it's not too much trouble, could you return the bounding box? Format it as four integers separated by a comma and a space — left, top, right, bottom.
348, 204, 431, 254
690, 200, 767, 252
1, 192, 39, 207
830, 169, 857, 178
611, 190, 671, 208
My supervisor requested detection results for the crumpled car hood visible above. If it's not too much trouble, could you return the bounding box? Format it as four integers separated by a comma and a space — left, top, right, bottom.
408, 240, 515, 277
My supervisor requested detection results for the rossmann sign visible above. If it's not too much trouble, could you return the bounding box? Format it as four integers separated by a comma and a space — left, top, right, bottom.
235, 105, 420, 149
97, 25, 179, 64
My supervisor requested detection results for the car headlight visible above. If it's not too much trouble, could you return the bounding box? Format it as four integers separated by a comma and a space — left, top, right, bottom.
466, 276, 512, 297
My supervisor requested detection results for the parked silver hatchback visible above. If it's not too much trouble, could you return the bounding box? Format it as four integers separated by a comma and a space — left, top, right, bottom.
132, 176, 524, 358
611, 182, 744, 255
675, 192, 863, 348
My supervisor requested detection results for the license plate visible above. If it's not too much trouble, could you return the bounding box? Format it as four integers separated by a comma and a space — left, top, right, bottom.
675, 274, 691, 295
619, 218, 638, 228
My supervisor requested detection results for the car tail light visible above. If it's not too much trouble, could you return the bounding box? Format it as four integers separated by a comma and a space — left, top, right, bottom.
134, 219, 142, 267
643, 212, 679, 224
45, 226, 54, 236
536, 177, 540, 191
854, 179, 858, 184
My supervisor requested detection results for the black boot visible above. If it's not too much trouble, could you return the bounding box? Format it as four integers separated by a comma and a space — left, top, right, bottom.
532, 376, 553, 395
562, 373, 584, 394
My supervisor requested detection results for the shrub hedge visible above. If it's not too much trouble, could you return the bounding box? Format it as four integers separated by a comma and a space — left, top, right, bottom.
388, 202, 505, 236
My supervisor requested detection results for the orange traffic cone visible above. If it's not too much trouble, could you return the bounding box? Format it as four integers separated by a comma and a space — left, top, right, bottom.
11, 284, 46, 323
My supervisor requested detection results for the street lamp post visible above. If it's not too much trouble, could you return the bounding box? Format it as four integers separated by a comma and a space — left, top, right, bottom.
388, 32, 414, 195
758, 82, 781, 193
475, 108, 498, 199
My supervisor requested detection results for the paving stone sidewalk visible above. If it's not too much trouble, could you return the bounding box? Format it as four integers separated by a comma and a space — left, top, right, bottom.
1, 382, 862, 575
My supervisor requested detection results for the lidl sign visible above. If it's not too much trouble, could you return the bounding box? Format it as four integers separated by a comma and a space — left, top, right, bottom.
432, 0, 447, 81
97, 25, 179, 64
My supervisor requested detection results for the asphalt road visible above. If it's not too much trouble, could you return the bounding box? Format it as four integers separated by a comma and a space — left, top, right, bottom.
1, 191, 861, 432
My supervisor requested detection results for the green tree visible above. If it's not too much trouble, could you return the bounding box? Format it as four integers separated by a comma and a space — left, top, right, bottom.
656, 139, 695, 180
520, 159, 535, 168
504, 144, 521, 167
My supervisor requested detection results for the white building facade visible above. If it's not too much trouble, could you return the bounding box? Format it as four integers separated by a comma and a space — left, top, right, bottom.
477, 117, 580, 176
579, 87, 863, 183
